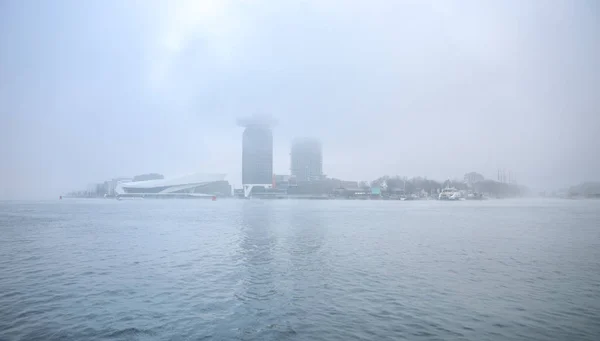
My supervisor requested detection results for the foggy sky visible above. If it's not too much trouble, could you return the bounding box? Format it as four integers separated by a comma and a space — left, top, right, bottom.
1, 0, 599, 199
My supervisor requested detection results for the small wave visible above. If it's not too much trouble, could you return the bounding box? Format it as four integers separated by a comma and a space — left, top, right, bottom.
104, 327, 157, 338
1, 290, 22, 299
16, 309, 46, 319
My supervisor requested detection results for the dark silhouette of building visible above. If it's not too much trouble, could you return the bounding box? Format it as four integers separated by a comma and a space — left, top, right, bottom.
291, 137, 323, 181
238, 116, 275, 187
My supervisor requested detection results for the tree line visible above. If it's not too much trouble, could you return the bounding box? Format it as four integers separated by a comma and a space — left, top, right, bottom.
369, 172, 528, 197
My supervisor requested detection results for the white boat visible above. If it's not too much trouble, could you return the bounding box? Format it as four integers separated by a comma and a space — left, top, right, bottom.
439, 187, 460, 200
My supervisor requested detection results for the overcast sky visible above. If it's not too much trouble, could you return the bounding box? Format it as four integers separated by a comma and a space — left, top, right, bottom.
1, 0, 598, 199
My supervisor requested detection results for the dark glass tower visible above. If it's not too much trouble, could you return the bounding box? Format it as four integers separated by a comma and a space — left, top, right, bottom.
290, 138, 323, 181
238, 116, 275, 185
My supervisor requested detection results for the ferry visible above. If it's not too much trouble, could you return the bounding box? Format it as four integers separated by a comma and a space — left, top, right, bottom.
439, 187, 460, 200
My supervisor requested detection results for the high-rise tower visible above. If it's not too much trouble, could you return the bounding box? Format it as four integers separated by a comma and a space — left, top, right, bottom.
237, 115, 276, 197
290, 137, 323, 181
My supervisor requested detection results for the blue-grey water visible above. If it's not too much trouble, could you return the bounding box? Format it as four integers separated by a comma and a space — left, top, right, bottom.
1, 199, 599, 341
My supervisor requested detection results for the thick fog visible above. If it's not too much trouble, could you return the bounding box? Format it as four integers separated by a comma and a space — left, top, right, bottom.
1, 0, 598, 199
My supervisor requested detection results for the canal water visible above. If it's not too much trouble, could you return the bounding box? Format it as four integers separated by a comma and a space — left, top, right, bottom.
1, 199, 599, 340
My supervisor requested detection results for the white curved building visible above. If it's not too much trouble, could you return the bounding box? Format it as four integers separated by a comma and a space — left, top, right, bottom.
115, 173, 230, 198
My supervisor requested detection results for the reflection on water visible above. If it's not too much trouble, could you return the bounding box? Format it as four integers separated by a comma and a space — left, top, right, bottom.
235, 202, 277, 327
286, 204, 328, 302
232, 202, 332, 338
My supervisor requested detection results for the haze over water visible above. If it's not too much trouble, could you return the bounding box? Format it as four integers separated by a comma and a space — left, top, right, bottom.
2, 0, 600, 198
1, 199, 599, 340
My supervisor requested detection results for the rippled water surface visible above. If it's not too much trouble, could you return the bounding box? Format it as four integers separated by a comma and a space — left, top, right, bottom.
1, 199, 600, 340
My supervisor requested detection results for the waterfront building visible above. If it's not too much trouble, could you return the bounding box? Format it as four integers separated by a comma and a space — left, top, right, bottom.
290, 137, 323, 181
106, 177, 132, 196
115, 173, 230, 198
237, 115, 276, 197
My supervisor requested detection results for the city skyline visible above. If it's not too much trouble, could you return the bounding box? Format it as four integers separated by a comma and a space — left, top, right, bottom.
2, 0, 599, 199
